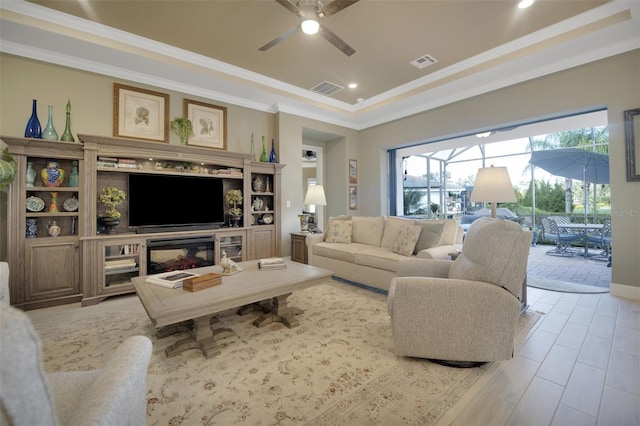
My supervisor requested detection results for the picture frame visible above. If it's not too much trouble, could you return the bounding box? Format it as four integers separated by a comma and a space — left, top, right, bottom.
349, 185, 358, 210
349, 159, 357, 184
184, 99, 227, 150
113, 83, 169, 142
624, 108, 640, 181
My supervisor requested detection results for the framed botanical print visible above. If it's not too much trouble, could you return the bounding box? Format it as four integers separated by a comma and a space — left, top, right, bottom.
349, 185, 358, 210
349, 159, 357, 184
184, 99, 227, 150
113, 83, 169, 142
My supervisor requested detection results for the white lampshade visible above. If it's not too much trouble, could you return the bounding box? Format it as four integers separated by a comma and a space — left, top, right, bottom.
470, 166, 516, 218
301, 19, 320, 35
304, 185, 327, 206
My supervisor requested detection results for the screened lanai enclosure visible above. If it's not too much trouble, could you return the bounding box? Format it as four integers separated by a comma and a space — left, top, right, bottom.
389, 110, 610, 227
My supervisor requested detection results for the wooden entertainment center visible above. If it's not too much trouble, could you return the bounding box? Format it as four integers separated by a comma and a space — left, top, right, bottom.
2, 135, 284, 309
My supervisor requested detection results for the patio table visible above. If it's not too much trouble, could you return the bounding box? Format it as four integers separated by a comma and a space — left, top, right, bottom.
560, 223, 604, 258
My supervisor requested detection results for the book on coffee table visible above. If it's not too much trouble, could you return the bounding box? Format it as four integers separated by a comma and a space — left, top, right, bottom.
146, 270, 200, 288
258, 257, 286, 270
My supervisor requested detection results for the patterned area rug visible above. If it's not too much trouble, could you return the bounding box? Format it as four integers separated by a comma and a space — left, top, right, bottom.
28, 280, 539, 426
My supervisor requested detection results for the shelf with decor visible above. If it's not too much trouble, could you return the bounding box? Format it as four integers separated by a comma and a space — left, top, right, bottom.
2, 136, 85, 309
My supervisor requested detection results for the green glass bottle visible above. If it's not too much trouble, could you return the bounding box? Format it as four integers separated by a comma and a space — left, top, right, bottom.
259, 136, 268, 162
60, 100, 75, 142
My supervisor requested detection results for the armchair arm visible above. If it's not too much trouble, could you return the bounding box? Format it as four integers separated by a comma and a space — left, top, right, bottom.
66, 335, 152, 426
306, 233, 325, 266
388, 277, 520, 362
416, 244, 461, 260
396, 258, 453, 278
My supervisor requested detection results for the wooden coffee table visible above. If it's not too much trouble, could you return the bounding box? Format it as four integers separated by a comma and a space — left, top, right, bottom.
132, 259, 332, 358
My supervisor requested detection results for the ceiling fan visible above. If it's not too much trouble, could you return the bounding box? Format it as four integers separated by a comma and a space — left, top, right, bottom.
259, 0, 359, 57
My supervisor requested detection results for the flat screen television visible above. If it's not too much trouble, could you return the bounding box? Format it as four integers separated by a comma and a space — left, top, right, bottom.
128, 173, 225, 231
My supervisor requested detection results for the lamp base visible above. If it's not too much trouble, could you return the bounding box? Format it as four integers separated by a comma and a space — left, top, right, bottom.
298, 214, 310, 232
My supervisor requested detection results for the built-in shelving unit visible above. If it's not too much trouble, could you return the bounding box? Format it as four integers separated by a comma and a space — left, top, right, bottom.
2, 134, 284, 309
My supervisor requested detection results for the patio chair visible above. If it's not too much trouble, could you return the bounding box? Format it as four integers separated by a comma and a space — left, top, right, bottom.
540, 217, 582, 257
586, 219, 612, 263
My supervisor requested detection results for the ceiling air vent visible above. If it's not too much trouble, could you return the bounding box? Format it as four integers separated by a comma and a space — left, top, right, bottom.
311, 81, 344, 96
410, 54, 438, 70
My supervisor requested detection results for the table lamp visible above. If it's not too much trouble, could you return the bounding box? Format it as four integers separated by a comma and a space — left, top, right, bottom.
470, 166, 516, 218
302, 184, 327, 232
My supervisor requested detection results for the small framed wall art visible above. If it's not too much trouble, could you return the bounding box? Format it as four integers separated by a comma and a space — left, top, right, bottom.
184, 99, 227, 150
349, 159, 357, 184
113, 83, 169, 143
349, 185, 358, 210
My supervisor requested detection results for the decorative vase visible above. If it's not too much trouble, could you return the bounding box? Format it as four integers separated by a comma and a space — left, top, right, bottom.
68, 160, 79, 187
250, 133, 256, 161
60, 100, 75, 142
26, 162, 36, 187
100, 217, 120, 234
24, 99, 42, 139
46, 220, 61, 237
26, 218, 38, 239
48, 192, 59, 213
41, 161, 65, 187
269, 139, 278, 163
260, 136, 268, 162
42, 105, 59, 140
252, 175, 264, 192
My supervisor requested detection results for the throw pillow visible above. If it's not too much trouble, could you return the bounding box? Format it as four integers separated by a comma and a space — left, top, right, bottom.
414, 220, 446, 253
390, 225, 422, 256
325, 220, 353, 243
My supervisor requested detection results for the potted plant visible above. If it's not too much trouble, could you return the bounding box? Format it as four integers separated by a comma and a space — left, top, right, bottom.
170, 117, 194, 145
0, 148, 16, 189
99, 186, 126, 233
225, 189, 243, 226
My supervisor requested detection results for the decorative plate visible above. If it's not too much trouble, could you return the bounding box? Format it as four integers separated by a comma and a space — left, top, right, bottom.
63, 196, 79, 212
26, 196, 45, 212
262, 213, 273, 224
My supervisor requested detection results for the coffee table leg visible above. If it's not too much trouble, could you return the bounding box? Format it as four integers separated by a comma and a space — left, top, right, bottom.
237, 301, 270, 316
165, 315, 232, 359
156, 320, 193, 338
253, 293, 304, 328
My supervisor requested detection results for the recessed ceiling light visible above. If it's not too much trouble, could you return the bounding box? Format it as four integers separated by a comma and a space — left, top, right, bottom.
348, 83, 358, 89
476, 132, 494, 138
518, 0, 534, 9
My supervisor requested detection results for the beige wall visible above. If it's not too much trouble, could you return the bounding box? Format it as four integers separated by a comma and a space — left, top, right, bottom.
1, 50, 638, 294
360, 49, 640, 294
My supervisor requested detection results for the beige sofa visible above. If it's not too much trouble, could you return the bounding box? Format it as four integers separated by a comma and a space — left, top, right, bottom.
306, 216, 463, 291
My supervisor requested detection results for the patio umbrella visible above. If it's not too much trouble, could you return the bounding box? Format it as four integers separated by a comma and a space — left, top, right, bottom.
529, 148, 610, 223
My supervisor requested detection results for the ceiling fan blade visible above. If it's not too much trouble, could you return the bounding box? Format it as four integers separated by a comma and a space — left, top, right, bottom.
322, 0, 360, 17
275, 0, 305, 18
258, 26, 301, 51
318, 25, 355, 57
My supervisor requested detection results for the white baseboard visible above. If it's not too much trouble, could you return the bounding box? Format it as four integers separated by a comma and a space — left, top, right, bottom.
610, 283, 640, 300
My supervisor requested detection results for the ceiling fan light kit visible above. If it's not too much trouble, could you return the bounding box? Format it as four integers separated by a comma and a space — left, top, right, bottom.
301, 18, 320, 34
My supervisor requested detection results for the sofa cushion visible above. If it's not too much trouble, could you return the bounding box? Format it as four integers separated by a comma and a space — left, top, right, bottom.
381, 216, 415, 248
352, 216, 384, 247
312, 242, 371, 263
390, 225, 422, 256
413, 220, 446, 253
325, 220, 352, 243
354, 247, 408, 272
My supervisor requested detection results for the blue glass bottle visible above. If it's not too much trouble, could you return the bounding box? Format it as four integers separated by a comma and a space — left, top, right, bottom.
269, 139, 278, 163
24, 99, 42, 139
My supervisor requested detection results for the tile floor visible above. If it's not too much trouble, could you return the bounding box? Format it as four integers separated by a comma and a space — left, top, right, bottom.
440, 286, 640, 426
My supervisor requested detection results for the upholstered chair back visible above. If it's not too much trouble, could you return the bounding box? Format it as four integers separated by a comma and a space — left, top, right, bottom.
1, 305, 60, 425
449, 218, 532, 299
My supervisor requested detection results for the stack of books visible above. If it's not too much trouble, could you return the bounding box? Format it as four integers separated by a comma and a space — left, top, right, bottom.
104, 258, 137, 272
258, 257, 286, 270
117, 158, 138, 169
145, 270, 200, 289
97, 156, 118, 168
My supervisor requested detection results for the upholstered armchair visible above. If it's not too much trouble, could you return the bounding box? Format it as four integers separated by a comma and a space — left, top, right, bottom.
387, 218, 532, 366
0, 301, 152, 425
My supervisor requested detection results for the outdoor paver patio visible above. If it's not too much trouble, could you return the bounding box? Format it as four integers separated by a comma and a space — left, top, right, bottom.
527, 244, 611, 287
